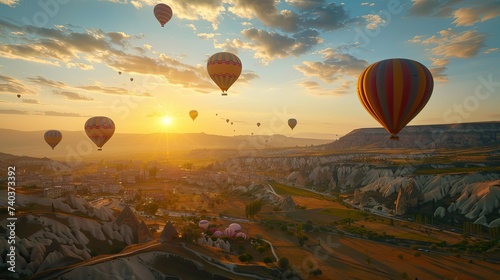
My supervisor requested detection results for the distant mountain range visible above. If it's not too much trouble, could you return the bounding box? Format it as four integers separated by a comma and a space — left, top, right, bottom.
325, 121, 500, 150
0, 129, 332, 160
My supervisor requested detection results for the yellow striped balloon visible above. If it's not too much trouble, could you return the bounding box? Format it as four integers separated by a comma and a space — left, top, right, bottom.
207, 52, 242, 96
84, 116, 115, 150
357, 58, 434, 140
44, 130, 62, 150
154, 3, 173, 27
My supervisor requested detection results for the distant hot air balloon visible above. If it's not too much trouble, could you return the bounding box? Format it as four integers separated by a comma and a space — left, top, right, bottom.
251, 132, 254, 135
118, 71, 122, 75
216, 113, 218, 116
231, 122, 233, 125
226, 119, 229, 123
130, 78, 134, 82
189, 110, 198, 121
257, 122, 261, 127
17, 94, 21, 98
44, 130, 62, 150
153, 3, 173, 27
198, 220, 209, 230
84, 116, 115, 151
288, 118, 297, 130
207, 52, 242, 96
357, 58, 434, 140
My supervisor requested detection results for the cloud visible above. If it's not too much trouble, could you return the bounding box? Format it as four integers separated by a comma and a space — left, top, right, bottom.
452, 3, 500, 26
0, 0, 19, 7
298, 79, 354, 96
362, 14, 385, 30
229, 0, 301, 33
197, 33, 218, 40
407, 0, 462, 18
0, 108, 87, 117
294, 48, 368, 83
27, 76, 67, 88
0, 75, 37, 95
77, 85, 134, 95
239, 71, 259, 83
53, 90, 94, 101
44, 111, 88, 117
217, 28, 323, 64
21, 99, 39, 104
407, 0, 500, 27
361, 2, 375, 6
230, 0, 352, 33
483, 48, 499, 54
410, 29, 486, 82
416, 29, 485, 59
0, 20, 216, 93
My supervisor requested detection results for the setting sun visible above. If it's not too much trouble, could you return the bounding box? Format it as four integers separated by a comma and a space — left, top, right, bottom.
161, 116, 173, 126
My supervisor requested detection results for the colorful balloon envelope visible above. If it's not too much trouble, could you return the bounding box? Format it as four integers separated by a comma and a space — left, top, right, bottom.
357, 58, 434, 140
207, 52, 242, 96
84, 116, 115, 151
189, 110, 198, 121
288, 118, 297, 130
154, 3, 173, 27
44, 130, 62, 150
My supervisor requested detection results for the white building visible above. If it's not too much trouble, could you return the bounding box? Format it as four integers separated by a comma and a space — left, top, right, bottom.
43, 187, 61, 198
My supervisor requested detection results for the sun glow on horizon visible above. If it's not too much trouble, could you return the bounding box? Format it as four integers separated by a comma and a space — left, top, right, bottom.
161, 116, 173, 126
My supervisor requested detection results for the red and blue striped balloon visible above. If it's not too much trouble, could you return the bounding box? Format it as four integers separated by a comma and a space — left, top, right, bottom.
357, 58, 434, 140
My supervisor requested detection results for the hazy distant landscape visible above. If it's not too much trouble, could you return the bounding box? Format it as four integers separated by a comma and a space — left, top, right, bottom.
1, 122, 500, 280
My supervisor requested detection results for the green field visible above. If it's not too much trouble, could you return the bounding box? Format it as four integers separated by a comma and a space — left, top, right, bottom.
270, 182, 334, 201
320, 208, 369, 220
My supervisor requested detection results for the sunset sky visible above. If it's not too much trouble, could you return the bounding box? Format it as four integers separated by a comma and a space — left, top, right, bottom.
0, 0, 499, 138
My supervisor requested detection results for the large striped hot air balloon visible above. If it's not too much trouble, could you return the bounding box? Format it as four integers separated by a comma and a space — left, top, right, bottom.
357, 58, 434, 140
154, 3, 173, 27
44, 130, 62, 150
84, 116, 115, 151
207, 52, 242, 96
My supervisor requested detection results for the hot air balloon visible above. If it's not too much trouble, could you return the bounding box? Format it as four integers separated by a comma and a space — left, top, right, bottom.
154, 3, 173, 27
229, 223, 242, 232
118, 71, 122, 75
84, 116, 115, 151
130, 78, 134, 82
207, 52, 242, 96
44, 130, 62, 150
199, 220, 209, 230
17, 94, 21, 98
357, 58, 434, 140
257, 122, 261, 127
231, 122, 233, 125
288, 118, 297, 130
226, 119, 229, 123
189, 110, 198, 121
216, 113, 218, 116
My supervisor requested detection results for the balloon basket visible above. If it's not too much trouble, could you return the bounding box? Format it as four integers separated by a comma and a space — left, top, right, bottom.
98, 148, 102, 151
221, 92, 227, 96
389, 135, 399, 140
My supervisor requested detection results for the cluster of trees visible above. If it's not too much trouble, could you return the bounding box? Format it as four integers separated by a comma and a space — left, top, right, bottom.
245, 199, 262, 218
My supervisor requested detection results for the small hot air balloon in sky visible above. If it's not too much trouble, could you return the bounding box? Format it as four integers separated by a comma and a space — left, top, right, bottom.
84, 116, 115, 151
130, 78, 134, 82
216, 113, 218, 116
17, 94, 21, 98
207, 52, 242, 96
118, 71, 122, 75
44, 130, 62, 150
357, 58, 434, 140
226, 119, 229, 123
257, 122, 261, 127
231, 122, 233, 125
154, 3, 173, 27
189, 110, 198, 121
288, 118, 297, 130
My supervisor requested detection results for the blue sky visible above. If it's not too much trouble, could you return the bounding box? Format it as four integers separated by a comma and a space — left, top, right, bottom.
0, 0, 499, 138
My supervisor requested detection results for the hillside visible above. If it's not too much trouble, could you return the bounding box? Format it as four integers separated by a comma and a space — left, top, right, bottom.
324, 122, 500, 150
